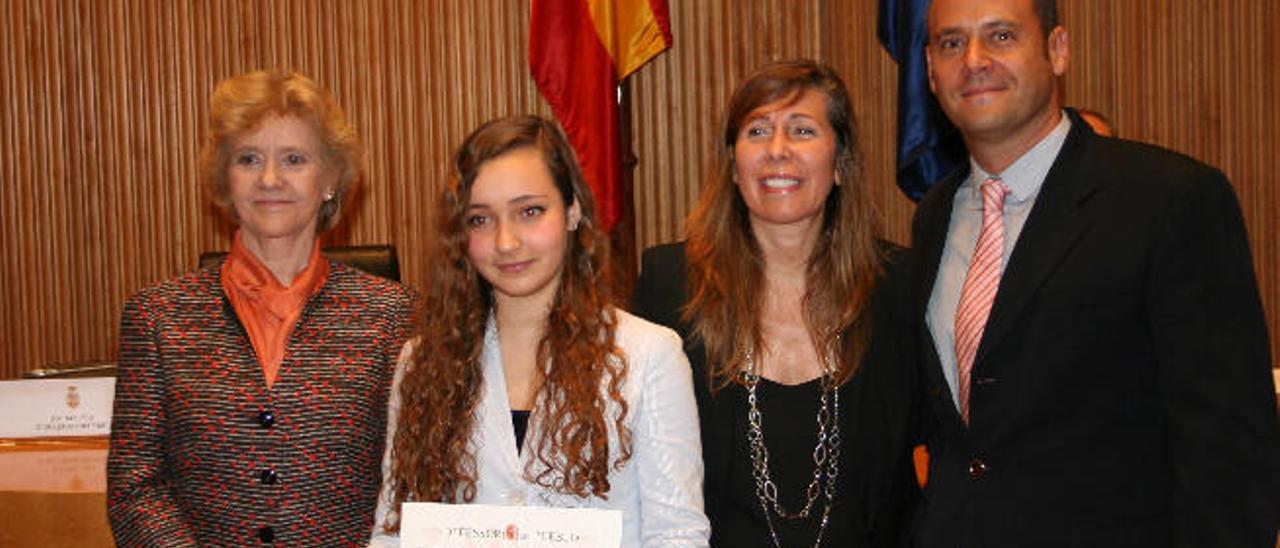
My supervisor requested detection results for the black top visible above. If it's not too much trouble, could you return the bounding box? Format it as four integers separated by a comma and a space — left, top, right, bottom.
631, 242, 919, 548
719, 377, 850, 547
511, 409, 532, 453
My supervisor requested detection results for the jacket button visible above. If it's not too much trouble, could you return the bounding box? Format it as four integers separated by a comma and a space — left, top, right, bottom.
257, 526, 274, 543
258, 410, 275, 428
260, 469, 279, 485
968, 458, 987, 480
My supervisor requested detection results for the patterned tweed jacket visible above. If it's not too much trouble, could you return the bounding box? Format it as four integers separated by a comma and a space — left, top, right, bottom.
108, 262, 418, 547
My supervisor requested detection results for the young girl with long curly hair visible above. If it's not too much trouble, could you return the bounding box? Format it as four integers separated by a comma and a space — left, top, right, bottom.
370, 115, 709, 547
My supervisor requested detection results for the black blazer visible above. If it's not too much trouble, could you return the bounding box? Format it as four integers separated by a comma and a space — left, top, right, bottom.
910, 109, 1280, 547
632, 241, 920, 547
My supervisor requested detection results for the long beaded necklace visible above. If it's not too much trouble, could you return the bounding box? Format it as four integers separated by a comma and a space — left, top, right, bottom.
742, 347, 842, 548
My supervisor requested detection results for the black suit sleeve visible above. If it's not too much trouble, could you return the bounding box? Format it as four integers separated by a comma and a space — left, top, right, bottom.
631, 243, 689, 331
867, 245, 925, 548
1146, 170, 1280, 546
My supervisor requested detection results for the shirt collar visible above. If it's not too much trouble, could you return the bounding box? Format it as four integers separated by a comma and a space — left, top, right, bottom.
967, 111, 1073, 203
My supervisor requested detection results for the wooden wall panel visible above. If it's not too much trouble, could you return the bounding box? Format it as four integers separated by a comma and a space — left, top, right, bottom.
819, 1, 919, 246
1, 0, 1277, 378
0, 0, 550, 377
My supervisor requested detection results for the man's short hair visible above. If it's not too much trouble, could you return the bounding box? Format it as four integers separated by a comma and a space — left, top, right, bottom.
1034, 0, 1060, 36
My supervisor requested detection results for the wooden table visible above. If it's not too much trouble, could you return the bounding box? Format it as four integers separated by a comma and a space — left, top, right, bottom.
0, 437, 113, 547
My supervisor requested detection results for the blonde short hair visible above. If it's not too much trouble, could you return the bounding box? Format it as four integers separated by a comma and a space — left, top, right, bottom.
198, 70, 363, 232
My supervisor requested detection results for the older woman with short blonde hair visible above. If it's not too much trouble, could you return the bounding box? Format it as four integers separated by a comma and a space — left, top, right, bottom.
108, 70, 417, 547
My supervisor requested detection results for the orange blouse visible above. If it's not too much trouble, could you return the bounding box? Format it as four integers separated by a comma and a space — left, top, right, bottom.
220, 232, 329, 387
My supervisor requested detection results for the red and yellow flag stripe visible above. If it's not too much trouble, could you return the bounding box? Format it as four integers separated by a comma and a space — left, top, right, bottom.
530, 0, 671, 231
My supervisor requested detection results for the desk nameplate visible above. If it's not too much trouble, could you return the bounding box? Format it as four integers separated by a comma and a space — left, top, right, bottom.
0, 378, 115, 439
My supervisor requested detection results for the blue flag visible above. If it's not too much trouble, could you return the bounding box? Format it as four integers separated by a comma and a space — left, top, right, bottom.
878, 0, 967, 201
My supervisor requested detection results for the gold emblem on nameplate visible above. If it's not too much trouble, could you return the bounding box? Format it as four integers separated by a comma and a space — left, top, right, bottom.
66, 386, 81, 409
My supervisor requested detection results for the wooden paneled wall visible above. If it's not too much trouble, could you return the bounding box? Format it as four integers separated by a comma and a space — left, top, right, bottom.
2, 0, 1277, 379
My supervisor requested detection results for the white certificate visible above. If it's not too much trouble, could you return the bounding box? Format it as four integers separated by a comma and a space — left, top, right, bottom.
400, 502, 621, 548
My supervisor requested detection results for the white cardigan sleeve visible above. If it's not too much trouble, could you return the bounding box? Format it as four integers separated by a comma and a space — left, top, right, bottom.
367, 339, 416, 548
622, 315, 711, 546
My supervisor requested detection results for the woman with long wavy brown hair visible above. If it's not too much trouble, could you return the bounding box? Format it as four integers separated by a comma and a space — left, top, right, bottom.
371, 115, 709, 547
632, 60, 919, 547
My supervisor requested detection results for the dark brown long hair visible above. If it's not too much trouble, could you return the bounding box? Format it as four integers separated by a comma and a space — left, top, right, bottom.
684, 59, 883, 389
384, 115, 629, 530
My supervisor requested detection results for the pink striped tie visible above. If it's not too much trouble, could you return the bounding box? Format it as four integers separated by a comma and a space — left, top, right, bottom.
955, 177, 1009, 423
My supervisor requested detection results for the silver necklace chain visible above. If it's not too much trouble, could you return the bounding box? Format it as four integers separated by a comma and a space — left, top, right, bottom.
742, 348, 842, 548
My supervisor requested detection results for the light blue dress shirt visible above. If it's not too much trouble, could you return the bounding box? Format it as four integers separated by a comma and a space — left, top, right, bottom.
926, 114, 1073, 410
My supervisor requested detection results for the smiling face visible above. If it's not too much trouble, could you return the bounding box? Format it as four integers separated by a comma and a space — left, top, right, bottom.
464, 146, 581, 311
227, 115, 336, 248
732, 87, 838, 232
926, 0, 1068, 148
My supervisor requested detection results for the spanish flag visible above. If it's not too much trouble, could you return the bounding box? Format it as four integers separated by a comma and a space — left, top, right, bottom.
530, 0, 672, 231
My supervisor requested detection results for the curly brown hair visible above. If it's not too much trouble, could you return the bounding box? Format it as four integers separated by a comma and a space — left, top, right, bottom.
384, 116, 631, 529
684, 59, 884, 390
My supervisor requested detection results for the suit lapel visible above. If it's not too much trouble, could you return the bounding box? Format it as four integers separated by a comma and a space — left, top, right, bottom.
974, 118, 1106, 367
916, 171, 967, 424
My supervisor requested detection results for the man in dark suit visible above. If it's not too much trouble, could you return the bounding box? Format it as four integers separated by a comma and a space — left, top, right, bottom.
910, 0, 1280, 546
